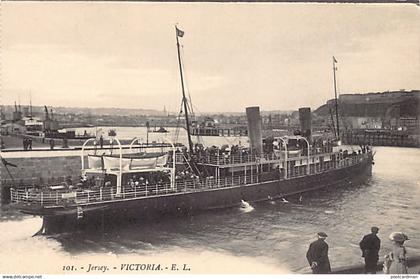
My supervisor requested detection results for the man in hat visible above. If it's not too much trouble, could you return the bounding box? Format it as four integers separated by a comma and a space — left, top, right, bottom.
306, 232, 331, 274
359, 227, 381, 274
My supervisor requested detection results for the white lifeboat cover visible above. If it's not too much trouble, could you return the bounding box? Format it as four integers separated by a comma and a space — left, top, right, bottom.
130, 157, 157, 169
156, 154, 168, 167
103, 156, 131, 170
88, 155, 103, 169
101, 154, 168, 170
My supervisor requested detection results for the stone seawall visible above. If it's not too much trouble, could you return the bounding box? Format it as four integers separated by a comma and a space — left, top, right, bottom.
0, 151, 83, 204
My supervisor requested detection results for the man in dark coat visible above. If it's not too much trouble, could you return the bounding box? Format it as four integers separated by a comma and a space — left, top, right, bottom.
306, 232, 331, 274
359, 226, 381, 274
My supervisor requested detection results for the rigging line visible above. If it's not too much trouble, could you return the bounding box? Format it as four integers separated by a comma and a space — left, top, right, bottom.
174, 106, 184, 143
180, 45, 193, 108
221, 132, 243, 145
179, 42, 203, 145
180, 45, 196, 117
172, 99, 183, 143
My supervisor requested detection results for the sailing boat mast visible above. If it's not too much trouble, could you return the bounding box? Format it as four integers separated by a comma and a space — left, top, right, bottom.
175, 26, 194, 155
333, 56, 340, 140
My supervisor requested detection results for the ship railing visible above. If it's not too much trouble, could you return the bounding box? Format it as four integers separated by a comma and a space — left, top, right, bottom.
9, 153, 370, 207
200, 152, 282, 166
9, 173, 264, 207
309, 146, 334, 155
286, 152, 367, 178
10, 187, 77, 206
335, 153, 366, 169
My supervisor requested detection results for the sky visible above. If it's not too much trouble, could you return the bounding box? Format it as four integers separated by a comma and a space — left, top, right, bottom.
1, 2, 419, 113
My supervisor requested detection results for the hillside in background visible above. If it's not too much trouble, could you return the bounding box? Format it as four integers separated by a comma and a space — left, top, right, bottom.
314, 90, 420, 118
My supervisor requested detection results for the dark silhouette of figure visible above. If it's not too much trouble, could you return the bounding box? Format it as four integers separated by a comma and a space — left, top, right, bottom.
27, 138, 32, 150
306, 232, 331, 274
49, 138, 55, 150
23, 138, 28, 150
359, 226, 381, 274
99, 135, 104, 149
62, 137, 69, 148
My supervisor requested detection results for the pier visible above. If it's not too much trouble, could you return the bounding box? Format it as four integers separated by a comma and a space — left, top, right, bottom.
331, 255, 420, 274
342, 129, 420, 148
190, 125, 248, 137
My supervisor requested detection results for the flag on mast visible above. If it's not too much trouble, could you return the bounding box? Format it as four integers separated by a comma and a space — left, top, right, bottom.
333, 56, 338, 63
176, 27, 184, 37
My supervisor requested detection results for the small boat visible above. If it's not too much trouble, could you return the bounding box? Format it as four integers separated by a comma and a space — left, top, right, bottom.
151, 127, 168, 133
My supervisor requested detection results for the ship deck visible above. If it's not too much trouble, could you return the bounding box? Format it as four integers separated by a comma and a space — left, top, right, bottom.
10, 152, 372, 211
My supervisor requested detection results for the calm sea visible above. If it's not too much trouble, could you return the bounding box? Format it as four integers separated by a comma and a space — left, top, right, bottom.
1, 128, 419, 274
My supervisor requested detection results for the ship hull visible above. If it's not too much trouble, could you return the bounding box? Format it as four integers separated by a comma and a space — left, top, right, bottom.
21, 157, 372, 234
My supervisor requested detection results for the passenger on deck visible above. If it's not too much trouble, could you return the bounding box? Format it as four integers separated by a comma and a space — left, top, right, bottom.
128, 178, 135, 188
273, 140, 279, 150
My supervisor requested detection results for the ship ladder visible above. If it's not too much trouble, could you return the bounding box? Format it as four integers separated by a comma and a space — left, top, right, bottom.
77, 206, 84, 219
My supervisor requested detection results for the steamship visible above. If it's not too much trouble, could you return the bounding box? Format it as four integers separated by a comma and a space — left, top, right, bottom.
8, 27, 374, 233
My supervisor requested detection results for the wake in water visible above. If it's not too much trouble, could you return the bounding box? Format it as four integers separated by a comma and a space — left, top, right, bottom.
281, 198, 289, 203
240, 199, 254, 213
0, 216, 67, 273
0, 216, 44, 240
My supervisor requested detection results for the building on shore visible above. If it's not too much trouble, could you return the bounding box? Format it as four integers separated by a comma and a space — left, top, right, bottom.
314, 89, 420, 147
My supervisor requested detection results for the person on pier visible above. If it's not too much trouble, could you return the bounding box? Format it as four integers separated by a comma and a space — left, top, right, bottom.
359, 226, 381, 274
383, 232, 409, 274
306, 232, 331, 274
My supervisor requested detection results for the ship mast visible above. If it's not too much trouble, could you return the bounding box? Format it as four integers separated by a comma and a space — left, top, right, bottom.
175, 25, 194, 155
333, 56, 340, 140
29, 92, 33, 119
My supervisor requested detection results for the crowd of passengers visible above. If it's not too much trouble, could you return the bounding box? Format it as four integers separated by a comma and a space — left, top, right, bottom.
124, 173, 171, 190
175, 137, 339, 165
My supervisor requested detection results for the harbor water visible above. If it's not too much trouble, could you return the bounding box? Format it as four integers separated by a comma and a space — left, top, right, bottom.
74, 126, 249, 147
0, 128, 419, 274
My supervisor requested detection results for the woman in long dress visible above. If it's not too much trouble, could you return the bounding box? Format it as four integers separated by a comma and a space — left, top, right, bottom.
384, 232, 409, 274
